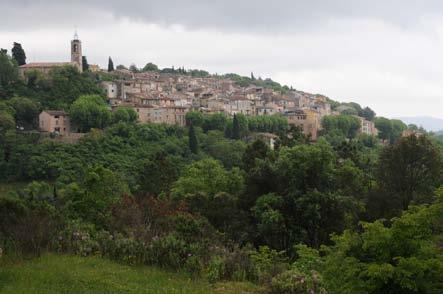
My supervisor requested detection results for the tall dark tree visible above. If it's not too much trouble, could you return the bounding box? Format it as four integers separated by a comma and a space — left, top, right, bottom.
242, 139, 269, 172
188, 124, 199, 154
232, 114, 241, 139
358, 106, 376, 121
107, 57, 114, 72
251, 72, 255, 80
82, 56, 89, 72
11, 42, 26, 66
376, 135, 442, 212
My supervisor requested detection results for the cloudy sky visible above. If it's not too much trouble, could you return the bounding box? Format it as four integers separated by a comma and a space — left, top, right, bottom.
1, 0, 443, 118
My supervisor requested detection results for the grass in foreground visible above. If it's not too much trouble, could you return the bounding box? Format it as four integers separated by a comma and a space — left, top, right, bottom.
0, 254, 261, 293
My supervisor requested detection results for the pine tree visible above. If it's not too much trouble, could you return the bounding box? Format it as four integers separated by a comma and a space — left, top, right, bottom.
82, 56, 89, 72
232, 114, 241, 139
251, 72, 255, 80
11, 42, 26, 65
189, 124, 199, 154
108, 57, 114, 72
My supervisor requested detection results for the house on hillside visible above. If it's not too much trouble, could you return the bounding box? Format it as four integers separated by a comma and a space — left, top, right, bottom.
39, 111, 70, 135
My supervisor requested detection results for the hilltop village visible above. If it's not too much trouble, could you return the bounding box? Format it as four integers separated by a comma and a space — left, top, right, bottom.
18, 34, 378, 140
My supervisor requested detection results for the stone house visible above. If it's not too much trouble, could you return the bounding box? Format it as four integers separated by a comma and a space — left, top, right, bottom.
39, 110, 70, 135
285, 108, 320, 140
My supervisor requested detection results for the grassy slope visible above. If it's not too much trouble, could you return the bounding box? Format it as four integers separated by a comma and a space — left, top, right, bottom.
0, 254, 261, 294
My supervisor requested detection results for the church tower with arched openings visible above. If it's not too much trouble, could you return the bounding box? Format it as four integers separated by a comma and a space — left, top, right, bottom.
71, 31, 83, 72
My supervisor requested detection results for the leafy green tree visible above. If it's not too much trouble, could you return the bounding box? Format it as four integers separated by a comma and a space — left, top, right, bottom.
188, 124, 199, 154
202, 113, 228, 132
202, 130, 246, 169
322, 115, 361, 139
171, 158, 244, 199
108, 57, 114, 72
116, 64, 128, 70
185, 111, 204, 127
358, 106, 376, 121
11, 42, 26, 66
242, 139, 270, 172
69, 94, 111, 132
142, 62, 159, 72
62, 165, 129, 227
376, 135, 442, 211
32, 65, 104, 109
7, 97, 39, 128
82, 56, 89, 72
374, 117, 407, 143
0, 50, 19, 98
322, 199, 443, 294
129, 64, 139, 73
112, 107, 138, 124
138, 152, 183, 195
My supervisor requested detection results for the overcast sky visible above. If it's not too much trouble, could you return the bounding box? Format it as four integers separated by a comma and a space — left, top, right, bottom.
1, 0, 443, 118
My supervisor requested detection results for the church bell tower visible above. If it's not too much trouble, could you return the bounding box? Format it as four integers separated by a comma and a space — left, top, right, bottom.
71, 31, 83, 72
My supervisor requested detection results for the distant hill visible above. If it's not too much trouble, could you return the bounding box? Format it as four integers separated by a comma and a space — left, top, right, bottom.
396, 116, 443, 132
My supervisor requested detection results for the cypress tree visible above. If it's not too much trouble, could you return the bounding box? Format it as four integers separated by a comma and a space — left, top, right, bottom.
189, 124, 199, 154
108, 57, 114, 72
82, 56, 89, 72
11, 42, 26, 65
232, 114, 241, 139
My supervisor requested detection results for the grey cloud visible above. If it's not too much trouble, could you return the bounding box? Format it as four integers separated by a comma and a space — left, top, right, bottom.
2, 0, 443, 32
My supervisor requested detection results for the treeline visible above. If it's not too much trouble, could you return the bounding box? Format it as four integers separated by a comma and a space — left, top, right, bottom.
1, 117, 443, 292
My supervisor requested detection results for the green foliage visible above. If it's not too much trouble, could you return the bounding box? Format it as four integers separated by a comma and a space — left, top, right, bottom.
247, 114, 288, 134
11, 42, 26, 66
375, 117, 407, 143
188, 124, 199, 154
0, 254, 244, 293
19, 65, 105, 109
322, 199, 443, 294
82, 56, 89, 72
322, 115, 361, 139
108, 57, 114, 72
375, 135, 442, 213
223, 73, 289, 93
242, 139, 269, 172
138, 152, 183, 195
201, 130, 246, 169
112, 107, 138, 124
69, 95, 111, 132
142, 62, 159, 72
7, 97, 39, 129
0, 51, 19, 98
185, 111, 204, 127
61, 165, 129, 226
249, 246, 288, 285
171, 158, 244, 199
358, 106, 376, 121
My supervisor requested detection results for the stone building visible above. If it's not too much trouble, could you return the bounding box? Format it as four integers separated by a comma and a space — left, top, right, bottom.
19, 33, 83, 79
39, 110, 70, 135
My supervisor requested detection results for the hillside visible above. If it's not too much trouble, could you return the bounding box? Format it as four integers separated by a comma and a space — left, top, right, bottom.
0, 254, 261, 294
397, 116, 443, 132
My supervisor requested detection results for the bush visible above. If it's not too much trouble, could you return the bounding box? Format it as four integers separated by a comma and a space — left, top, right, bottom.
249, 246, 288, 285
271, 269, 326, 294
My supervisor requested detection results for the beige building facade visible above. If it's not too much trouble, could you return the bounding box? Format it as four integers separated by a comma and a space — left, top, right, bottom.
39, 111, 71, 135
